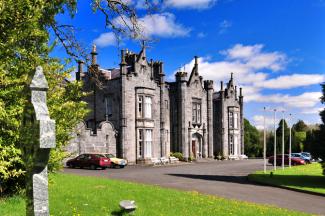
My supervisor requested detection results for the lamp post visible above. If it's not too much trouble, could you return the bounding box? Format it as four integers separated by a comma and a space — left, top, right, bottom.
289, 113, 292, 168
273, 109, 277, 171
263, 107, 266, 173
282, 111, 284, 169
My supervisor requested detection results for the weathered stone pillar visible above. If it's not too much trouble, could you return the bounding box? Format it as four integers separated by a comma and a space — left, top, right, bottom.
120, 50, 127, 158
21, 66, 56, 216
180, 73, 188, 159
204, 80, 214, 158
239, 88, 244, 155
159, 62, 166, 157
220, 81, 226, 157
203, 123, 208, 158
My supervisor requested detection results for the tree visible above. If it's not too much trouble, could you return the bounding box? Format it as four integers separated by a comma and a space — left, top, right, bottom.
244, 119, 262, 157
275, 119, 290, 153
0, 0, 155, 195
310, 83, 325, 174
293, 120, 308, 132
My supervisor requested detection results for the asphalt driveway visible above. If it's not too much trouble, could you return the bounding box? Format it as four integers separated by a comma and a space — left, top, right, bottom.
63, 159, 325, 215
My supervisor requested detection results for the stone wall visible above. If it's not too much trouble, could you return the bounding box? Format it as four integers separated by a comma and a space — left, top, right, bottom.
66, 121, 117, 158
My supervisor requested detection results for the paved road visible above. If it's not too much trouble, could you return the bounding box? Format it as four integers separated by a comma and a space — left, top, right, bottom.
63, 159, 325, 215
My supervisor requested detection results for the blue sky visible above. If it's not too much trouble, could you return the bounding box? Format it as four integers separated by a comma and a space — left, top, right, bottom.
52, 0, 325, 129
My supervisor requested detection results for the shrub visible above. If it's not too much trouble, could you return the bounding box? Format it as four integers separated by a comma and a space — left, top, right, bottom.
170, 152, 184, 161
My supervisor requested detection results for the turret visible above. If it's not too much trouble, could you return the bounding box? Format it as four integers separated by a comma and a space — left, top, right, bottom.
120, 49, 127, 75
175, 71, 188, 83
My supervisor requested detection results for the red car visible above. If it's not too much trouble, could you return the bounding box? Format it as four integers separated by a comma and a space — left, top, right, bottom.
66, 153, 111, 170
268, 154, 305, 166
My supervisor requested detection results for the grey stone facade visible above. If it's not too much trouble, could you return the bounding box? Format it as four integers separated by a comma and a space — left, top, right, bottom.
213, 73, 244, 159
67, 46, 245, 164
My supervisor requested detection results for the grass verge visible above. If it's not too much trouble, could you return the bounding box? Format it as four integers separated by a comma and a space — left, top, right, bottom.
0, 173, 310, 216
248, 163, 325, 195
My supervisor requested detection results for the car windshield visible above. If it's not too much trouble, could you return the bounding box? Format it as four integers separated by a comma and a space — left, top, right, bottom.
105, 154, 115, 158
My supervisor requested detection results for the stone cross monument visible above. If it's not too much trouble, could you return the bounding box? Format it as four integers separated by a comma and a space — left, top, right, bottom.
22, 66, 56, 216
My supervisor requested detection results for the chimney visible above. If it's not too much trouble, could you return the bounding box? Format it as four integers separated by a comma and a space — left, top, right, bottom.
76, 60, 84, 81
91, 44, 98, 65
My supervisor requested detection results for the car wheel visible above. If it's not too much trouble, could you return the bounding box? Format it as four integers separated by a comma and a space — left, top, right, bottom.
292, 162, 297, 166
119, 165, 125, 169
101, 167, 106, 170
68, 163, 75, 169
90, 164, 96, 170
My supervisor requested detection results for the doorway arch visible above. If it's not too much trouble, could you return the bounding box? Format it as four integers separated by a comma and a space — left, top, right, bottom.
191, 133, 203, 159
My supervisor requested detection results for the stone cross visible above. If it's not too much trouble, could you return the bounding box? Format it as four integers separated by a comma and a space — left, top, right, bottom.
22, 66, 56, 216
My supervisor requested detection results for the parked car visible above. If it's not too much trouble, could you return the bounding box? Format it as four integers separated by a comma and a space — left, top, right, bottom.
291, 153, 311, 164
104, 154, 128, 168
301, 152, 315, 161
268, 154, 305, 166
66, 153, 111, 170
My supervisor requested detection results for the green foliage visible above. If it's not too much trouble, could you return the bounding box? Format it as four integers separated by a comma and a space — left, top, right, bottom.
244, 119, 262, 157
170, 152, 184, 161
0, 0, 88, 195
293, 120, 308, 132
294, 131, 306, 152
309, 83, 325, 175
0, 173, 309, 216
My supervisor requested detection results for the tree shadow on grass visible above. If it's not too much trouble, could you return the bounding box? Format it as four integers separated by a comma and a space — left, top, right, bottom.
166, 173, 325, 195
249, 173, 325, 191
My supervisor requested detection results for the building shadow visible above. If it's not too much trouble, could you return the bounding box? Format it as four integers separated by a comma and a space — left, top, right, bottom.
166, 173, 253, 185
166, 173, 325, 195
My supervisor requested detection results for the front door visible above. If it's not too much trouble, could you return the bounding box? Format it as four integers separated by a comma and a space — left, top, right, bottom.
192, 140, 196, 158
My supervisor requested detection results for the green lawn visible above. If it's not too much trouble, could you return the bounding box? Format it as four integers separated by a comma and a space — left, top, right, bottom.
0, 173, 310, 216
248, 163, 325, 195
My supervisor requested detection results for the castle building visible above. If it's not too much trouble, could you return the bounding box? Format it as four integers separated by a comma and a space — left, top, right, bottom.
67, 45, 245, 164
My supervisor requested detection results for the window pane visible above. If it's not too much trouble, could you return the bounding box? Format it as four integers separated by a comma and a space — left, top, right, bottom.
138, 129, 143, 157
192, 103, 197, 122
229, 112, 234, 128
234, 113, 238, 129
138, 96, 143, 118
144, 97, 152, 118
197, 104, 201, 123
145, 129, 152, 157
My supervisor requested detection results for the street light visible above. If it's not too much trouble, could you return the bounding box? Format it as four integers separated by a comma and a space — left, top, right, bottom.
263, 107, 266, 173
273, 109, 277, 171
277, 110, 288, 170
289, 113, 292, 168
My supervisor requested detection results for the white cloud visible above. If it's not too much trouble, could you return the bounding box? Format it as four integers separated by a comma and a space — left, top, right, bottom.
197, 32, 206, 38
254, 74, 325, 89
301, 107, 323, 114
252, 115, 275, 130
247, 92, 322, 109
93, 32, 117, 47
221, 44, 287, 71
164, 0, 217, 9
169, 44, 323, 115
113, 13, 190, 38
139, 13, 190, 38
219, 20, 232, 34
